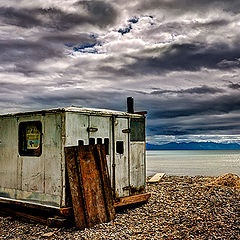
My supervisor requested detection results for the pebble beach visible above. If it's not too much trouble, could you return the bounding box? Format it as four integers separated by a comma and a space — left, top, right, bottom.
1, 174, 239, 239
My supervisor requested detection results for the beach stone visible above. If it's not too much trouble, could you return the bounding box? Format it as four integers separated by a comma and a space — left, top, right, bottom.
0, 175, 239, 239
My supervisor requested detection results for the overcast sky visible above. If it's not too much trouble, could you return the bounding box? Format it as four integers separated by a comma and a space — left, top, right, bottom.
1, 0, 240, 144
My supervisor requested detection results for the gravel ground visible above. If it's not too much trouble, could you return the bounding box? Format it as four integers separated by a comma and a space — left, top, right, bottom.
0, 175, 239, 240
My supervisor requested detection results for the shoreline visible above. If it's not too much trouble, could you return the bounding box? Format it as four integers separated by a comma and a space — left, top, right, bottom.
1, 175, 239, 239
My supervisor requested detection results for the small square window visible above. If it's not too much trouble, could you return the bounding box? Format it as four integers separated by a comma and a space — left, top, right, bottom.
19, 121, 42, 157
130, 118, 145, 141
116, 141, 124, 154
97, 138, 102, 145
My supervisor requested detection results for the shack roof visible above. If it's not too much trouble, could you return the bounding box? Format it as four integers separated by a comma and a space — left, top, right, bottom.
0, 106, 145, 118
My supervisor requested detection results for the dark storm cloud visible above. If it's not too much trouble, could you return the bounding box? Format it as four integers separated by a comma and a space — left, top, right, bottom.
138, 0, 240, 14
148, 91, 240, 122
148, 19, 230, 37
0, 39, 62, 62
25, 88, 127, 111
0, 32, 99, 75
76, 1, 117, 26
149, 110, 240, 136
149, 119, 240, 136
0, 1, 117, 30
41, 33, 97, 45
0, 39, 63, 75
151, 85, 224, 95
125, 43, 240, 75
0, 7, 41, 28
228, 83, 240, 89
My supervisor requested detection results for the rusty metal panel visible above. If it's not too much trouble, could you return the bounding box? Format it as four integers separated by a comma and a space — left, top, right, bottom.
0, 117, 18, 190
65, 112, 88, 146
130, 142, 146, 195
114, 117, 129, 198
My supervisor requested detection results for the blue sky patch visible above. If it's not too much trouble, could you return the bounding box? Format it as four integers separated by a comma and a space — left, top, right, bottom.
128, 16, 139, 24
118, 25, 132, 35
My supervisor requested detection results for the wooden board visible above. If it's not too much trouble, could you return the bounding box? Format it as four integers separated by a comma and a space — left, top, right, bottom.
0, 204, 71, 227
148, 173, 165, 183
65, 146, 86, 229
65, 145, 115, 229
114, 193, 151, 208
95, 145, 115, 221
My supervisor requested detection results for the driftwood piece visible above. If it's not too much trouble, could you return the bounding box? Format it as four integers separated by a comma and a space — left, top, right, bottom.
114, 193, 151, 208
148, 173, 165, 183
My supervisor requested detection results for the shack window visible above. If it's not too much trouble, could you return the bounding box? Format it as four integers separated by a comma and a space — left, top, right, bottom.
19, 121, 42, 157
116, 141, 124, 154
130, 118, 145, 141
104, 138, 109, 155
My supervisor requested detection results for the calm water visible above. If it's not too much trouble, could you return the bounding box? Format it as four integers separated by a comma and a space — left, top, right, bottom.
147, 150, 240, 176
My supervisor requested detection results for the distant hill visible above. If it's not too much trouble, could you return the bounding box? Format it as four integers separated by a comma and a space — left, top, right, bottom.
146, 142, 240, 150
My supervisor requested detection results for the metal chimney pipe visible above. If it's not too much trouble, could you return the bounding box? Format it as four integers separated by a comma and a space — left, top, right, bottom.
127, 97, 134, 113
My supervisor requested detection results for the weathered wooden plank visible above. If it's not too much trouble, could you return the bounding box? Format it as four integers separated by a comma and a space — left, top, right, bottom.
65, 145, 115, 229
0, 205, 47, 224
95, 145, 115, 221
114, 193, 151, 208
0, 204, 71, 227
65, 147, 86, 229
77, 145, 108, 227
148, 173, 165, 183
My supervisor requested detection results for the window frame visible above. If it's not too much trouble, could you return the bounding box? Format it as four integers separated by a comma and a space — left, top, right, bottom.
130, 118, 145, 142
18, 121, 42, 157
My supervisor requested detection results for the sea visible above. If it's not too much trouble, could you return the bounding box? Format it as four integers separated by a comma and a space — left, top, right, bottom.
146, 150, 240, 177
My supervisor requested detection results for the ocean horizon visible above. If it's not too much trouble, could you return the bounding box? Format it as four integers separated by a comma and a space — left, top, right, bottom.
146, 150, 240, 177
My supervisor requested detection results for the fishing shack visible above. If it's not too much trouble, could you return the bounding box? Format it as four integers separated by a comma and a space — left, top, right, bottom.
0, 103, 146, 213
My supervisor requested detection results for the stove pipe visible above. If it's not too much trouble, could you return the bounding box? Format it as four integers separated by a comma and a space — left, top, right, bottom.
127, 97, 134, 113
